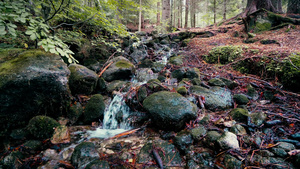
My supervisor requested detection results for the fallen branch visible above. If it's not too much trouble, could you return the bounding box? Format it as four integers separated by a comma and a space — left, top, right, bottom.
234, 76, 273, 87
98, 61, 113, 77
265, 111, 300, 122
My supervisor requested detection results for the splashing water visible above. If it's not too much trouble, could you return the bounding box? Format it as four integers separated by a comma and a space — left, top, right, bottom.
88, 93, 132, 138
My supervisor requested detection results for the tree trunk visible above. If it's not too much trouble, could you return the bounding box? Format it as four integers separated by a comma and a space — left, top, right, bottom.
243, 0, 278, 17
213, 0, 216, 24
178, 0, 181, 28
162, 0, 171, 27
272, 0, 283, 13
184, 0, 189, 28
288, 0, 300, 14
157, 2, 160, 26
170, 0, 173, 26
223, 0, 227, 20
138, 0, 142, 32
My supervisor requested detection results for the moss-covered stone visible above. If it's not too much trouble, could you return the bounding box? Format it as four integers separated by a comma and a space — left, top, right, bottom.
171, 68, 185, 80
224, 154, 242, 169
208, 78, 226, 87
71, 142, 100, 168
67, 102, 83, 125
115, 60, 134, 69
181, 38, 191, 47
233, 94, 249, 105
174, 131, 193, 153
260, 39, 277, 44
205, 45, 243, 64
106, 80, 131, 93
203, 131, 221, 149
250, 111, 266, 126
280, 53, 300, 92
190, 125, 207, 142
185, 67, 200, 79
230, 108, 249, 123
84, 94, 105, 124
138, 58, 154, 68
177, 86, 188, 95
191, 78, 202, 86
169, 56, 184, 65
27, 116, 60, 139
220, 78, 238, 89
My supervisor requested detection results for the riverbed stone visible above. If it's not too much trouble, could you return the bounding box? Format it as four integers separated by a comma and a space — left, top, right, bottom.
143, 91, 197, 130
27, 115, 60, 139
102, 56, 135, 82
233, 94, 249, 105
68, 64, 98, 95
250, 111, 267, 126
217, 131, 240, 150
190, 125, 207, 142
277, 142, 295, 151
0, 49, 71, 138
208, 78, 226, 87
83, 94, 105, 124
203, 131, 221, 149
271, 148, 287, 157
67, 102, 83, 125
230, 108, 249, 123
85, 160, 110, 169
224, 154, 242, 169
174, 131, 193, 153
230, 124, 247, 136
71, 142, 100, 169
190, 86, 233, 110
137, 138, 182, 167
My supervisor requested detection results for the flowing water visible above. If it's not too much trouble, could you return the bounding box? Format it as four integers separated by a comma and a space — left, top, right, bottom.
88, 93, 132, 139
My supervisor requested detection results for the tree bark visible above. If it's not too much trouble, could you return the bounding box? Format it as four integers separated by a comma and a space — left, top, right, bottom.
223, 0, 227, 20
184, 0, 189, 28
157, 2, 160, 26
288, 0, 300, 14
138, 0, 142, 32
178, 0, 181, 28
243, 0, 278, 17
162, 0, 171, 27
213, 0, 216, 24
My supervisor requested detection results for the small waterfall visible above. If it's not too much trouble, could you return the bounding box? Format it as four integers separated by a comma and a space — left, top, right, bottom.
88, 93, 132, 139
102, 93, 131, 130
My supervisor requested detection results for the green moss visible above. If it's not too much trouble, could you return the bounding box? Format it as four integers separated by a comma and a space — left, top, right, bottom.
115, 60, 134, 69
230, 108, 249, 123
280, 53, 300, 92
254, 22, 272, 32
177, 87, 188, 95
84, 94, 105, 124
206, 45, 243, 64
27, 115, 60, 139
169, 56, 183, 65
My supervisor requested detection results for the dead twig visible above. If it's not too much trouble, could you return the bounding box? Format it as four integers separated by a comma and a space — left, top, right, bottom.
98, 61, 113, 77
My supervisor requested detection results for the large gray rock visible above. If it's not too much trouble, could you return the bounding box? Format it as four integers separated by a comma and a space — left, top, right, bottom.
217, 131, 240, 150
190, 86, 233, 110
102, 56, 135, 82
143, 91, 197, 130
68, 64, 98, 95
0, 49, 71, 137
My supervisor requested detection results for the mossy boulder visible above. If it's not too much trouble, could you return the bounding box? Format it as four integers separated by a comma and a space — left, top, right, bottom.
208, 78, 226, 87
190, 86, 233, 111
174, 131, 193, 153
143, 91, 197, 130
102, 56, 135, 82
205, 45, 243, 64
190, 125, 207, 142
68, 64, 98, 95
177, 86, 188, 95
0, 49, 71, 138
250, 111, 267, 126
71, 142, 100, 168
83, 94, 105, 124
230, 108, 249, 123
280, 53, 300, 92
224, 154, 242, 169
106, 80, 132, 93
233, 94, 249, 105
27, 116, 60, 139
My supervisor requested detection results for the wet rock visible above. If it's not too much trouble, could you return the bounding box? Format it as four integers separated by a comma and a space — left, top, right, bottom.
68, 64, 98, 95
186, 160, 200, 169
106, 80, 131, 93
171, 68, 185, 81
83, 94, 105, 124
1, 151, 24, 169
224, 154, 242, 169
71, 142, 100, 169
186, 151, 214, 168
230, 124, 247, 136
190, 86, 233, 111
97, 77, 106, 92
277, 142, 295, 151
67, 102, 83, 125
85, 160, 110, 169
43, 149, 59, 161
265, 120, 282, 127
250, 111, 267, 126
10, 128, 29, 140
247, 84, 259, 100
27, 116, 60, 139
143, 91, 197, 130
271, 148, 287, 157
185, 67, 200, 79
138, 58, 154, 68
230, 108, 249, 123
0, 49, 71, 137
208, 78, 226, 87
203, 131, 221, 149
190, 125, 207, 142
37, 160, 60, 169
233, 94, 249, 105
176, 86, 188, 95
102, 56, 135, 82
135, 68, 158, 82
137, 139, 182, 167
130, 46, 148, 63
291, 133, 300, 141
220, 78, 238, 89
152, 62, 165, 73
51, 126, 70, 144
174, 131, 193, 153
217, 131, 240, 150
191, 78, 202, 86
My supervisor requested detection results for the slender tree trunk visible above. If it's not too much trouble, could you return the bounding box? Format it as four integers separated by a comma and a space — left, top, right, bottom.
223, 0, 227, 20
288, 0, 300, 14
162, 0, 171, 28
157, 2, 160, 26
213, 0, 216, 24
138, 0, 142, 32
184, 0, 189, 28
178, 0, 181, 28
272, 0, 283, 13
